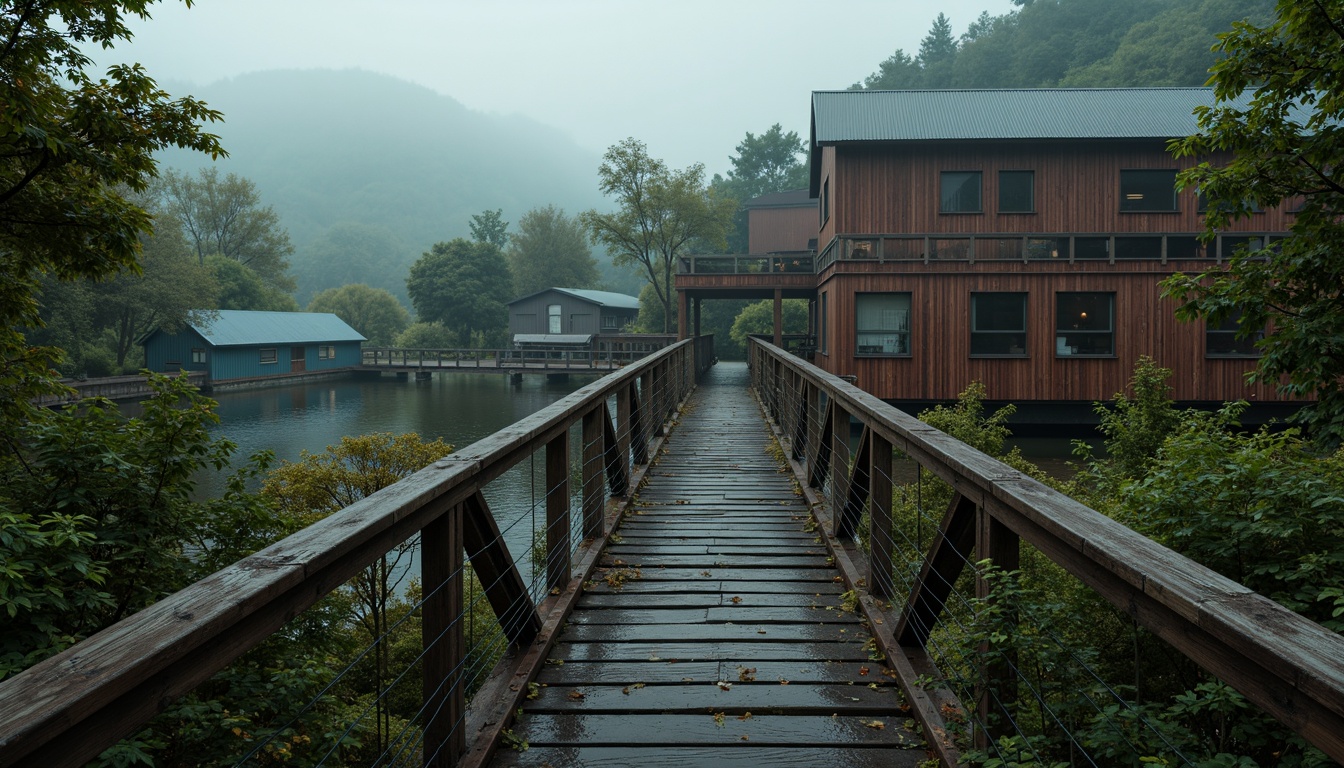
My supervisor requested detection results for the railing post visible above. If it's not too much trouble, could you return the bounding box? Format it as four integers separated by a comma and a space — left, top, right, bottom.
546, 432, 570, 590
639, 368, 656, 442
830, 402, 850, 506
974, 506, 1020, 749
582, 406, 604, 538
422, 504, 464, 767
870, 432, 894, 599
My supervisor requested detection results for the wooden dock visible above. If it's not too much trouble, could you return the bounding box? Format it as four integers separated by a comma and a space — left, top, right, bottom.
494, 363, 925, 767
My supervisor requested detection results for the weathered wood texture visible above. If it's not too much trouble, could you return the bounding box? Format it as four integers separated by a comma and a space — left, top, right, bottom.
750, 339, 1344, 765
492, 363, 928, 768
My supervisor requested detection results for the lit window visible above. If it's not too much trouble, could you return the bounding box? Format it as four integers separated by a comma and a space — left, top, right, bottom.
971, 293, 1027, 356
998, 171, 1034, 213
260, 348, 278, 364
1120, 170, 1178, 212
1055, 293, 1114, 357
940, 171, 982, 213
1207, 313, 1262, 357
856, 293, 911, 356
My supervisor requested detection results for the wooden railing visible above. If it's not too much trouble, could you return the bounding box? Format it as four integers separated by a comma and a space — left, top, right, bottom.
361, 338, 678, 370
748, 338, 1344, 765
0, 339, 709, 767
676, 251, 815, 275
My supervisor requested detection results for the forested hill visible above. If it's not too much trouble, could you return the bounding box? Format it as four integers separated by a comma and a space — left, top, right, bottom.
851, 0, 1275, 90
156, 69, 605, 300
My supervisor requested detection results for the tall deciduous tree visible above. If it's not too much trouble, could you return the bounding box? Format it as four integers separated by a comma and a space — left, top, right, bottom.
406, 238, 513, 346
157, 167, 295, 290
1165, 0, 1344, 446
205, 255, 299, 312
505, 205, 597, 296
581, 138, 735, 334
1, 0, 225, 416
307, 284, 410, 346
469, 209, 510, 248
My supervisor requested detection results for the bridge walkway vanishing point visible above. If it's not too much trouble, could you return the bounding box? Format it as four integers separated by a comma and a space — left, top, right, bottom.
491, 362, 927, 767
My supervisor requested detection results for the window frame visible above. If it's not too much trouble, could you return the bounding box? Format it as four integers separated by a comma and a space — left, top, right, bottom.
940, 171, 983, 214
1206, 312, 1263, 358
970, 293, 1028, 358
998, 170, 1035, 214
1054, 293, 1115, 358
855, 292, 912, 358
259, 348, 278, 365
317, 345, 336, 360
547, 304, 562, 334
1119, 169, 1178, 213
190, 348, 206, 364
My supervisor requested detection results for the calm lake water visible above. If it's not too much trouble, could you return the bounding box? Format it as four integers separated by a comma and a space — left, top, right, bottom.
200, 371, 601, 586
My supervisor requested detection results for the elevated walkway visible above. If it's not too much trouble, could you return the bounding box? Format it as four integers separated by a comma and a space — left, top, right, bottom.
493, 363, 925, 767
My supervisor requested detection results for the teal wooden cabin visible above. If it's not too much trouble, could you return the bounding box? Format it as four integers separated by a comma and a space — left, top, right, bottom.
142, 310, 366, 383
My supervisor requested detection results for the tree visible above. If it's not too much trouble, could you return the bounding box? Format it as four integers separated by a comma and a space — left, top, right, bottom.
917, 12, 959, 69
469, 208, 509, 248
157, 167, 295, 290
205, 254, 299, 312
581, 139, 735, 334
293, 222, 411, 306
1165, 0, 1344, 446
394, 321, 457, 349
728, 299, 810, 349
1, 0, 225, 420
505, 205, 597, 296
307, 284, 410, 346
851, 49, 920, 90
711, 125, 809, 253
406, 238, 513, 346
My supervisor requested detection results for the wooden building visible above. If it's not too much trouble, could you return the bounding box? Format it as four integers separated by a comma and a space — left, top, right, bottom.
141, 310, 365, 383
744, 188, 817, 254
508, 288, 640, 345
678, 88, 1301, 420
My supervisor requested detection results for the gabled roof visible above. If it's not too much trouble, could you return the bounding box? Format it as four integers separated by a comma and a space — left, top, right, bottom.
744, 188, 816, 208
510, 288, 641, 311
808, 87, 1254, 195
188, 310, 366, 346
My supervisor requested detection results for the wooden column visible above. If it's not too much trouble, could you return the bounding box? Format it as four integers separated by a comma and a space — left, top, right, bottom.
678, 289, 689, 340
582, 407, 604, 538
773, 288, 783, 348
693, 298, 702, 338
546, 432, 570, 590
869, 432, 894, 599
639, 368, 657, 442
423, 505, 464, 767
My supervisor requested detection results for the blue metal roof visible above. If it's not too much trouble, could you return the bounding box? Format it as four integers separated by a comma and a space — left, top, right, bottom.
190, 310, 366, 347
548, 288, 641, 310
810, 88, 1253, 143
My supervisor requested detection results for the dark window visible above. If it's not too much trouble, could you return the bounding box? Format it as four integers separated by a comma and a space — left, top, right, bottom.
1166, 236, 1204, 259
1055, 293, 1114, 357
941, 171, 982, 213
821, 178, 830, 226
999, 171, 1034, 213
260, 348, 278, 364
1075, 237, 1110, 260
1113, 237, 1162, 260
1120, 170, 1178, 212
856, 293, 911, 356
1198, 189, 1261, 214
819, 292, 828, 355
317, 345, 335, 359
191, 348, 206, 364
971, 293, 1027, 357
1219, 236, 1265, 259
1027, 237, 1069, 260
1207, 313, 1262, 357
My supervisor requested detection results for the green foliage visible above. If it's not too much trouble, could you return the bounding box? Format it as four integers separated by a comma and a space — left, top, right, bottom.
394, 321, 457, 349
1074, 357, 1181, 489
469, 209, 510, 248
406, 238, 514, 347
292, 222, 412, 307
205, 254, 299, 312
581, 138, 735, 334
505, 204, 598, 297
0, 373, 264, 678
1165, 0, 1344, 447
728, 299, 809, 349
306, 283, 410, 347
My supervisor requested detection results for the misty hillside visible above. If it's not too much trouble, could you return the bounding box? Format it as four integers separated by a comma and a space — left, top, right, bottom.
157, 69, 616, 302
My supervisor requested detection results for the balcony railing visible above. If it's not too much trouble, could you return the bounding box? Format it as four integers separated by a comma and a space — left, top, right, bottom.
677, 251, 815, 275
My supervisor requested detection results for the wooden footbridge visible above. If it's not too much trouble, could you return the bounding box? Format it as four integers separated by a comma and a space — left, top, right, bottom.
2, 336, 1342, 767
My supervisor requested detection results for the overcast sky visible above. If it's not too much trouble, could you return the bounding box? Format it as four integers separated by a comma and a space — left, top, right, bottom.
105, 0, 1015, 176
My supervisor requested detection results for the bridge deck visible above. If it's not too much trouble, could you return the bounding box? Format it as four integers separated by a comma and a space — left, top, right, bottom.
493, 362, 925, 767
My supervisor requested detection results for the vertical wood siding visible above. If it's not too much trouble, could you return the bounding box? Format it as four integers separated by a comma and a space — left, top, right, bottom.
748, 206, 817, 253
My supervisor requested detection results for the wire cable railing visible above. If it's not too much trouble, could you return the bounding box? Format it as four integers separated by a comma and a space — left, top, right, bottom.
748, 337, 1344, 767
0, 337, 713, 767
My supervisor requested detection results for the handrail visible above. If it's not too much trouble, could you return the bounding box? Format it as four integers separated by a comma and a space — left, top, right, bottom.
0, 338, 708, 767
676, 252, 816, 275
748, 338, 1344, 764
360, 339, 678, 370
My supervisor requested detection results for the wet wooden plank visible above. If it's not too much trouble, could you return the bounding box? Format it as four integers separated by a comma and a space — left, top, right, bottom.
493, 745, 927, 768
593, 568, 842, 583
511, 713, 922, 747
567, 606, 860, 625
527, 682, 903, 714
581, 580, 844, 595
560, 623, 862, 644
578, 593, 845, 608
538, 660, 896, 686
601, 555, 827, 569
551, 641, 874, 663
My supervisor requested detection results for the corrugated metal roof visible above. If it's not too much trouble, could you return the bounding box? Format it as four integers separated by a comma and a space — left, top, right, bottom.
810, 88, 1253, 143
551, 288, 641, 310
191, 310, 366, 347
